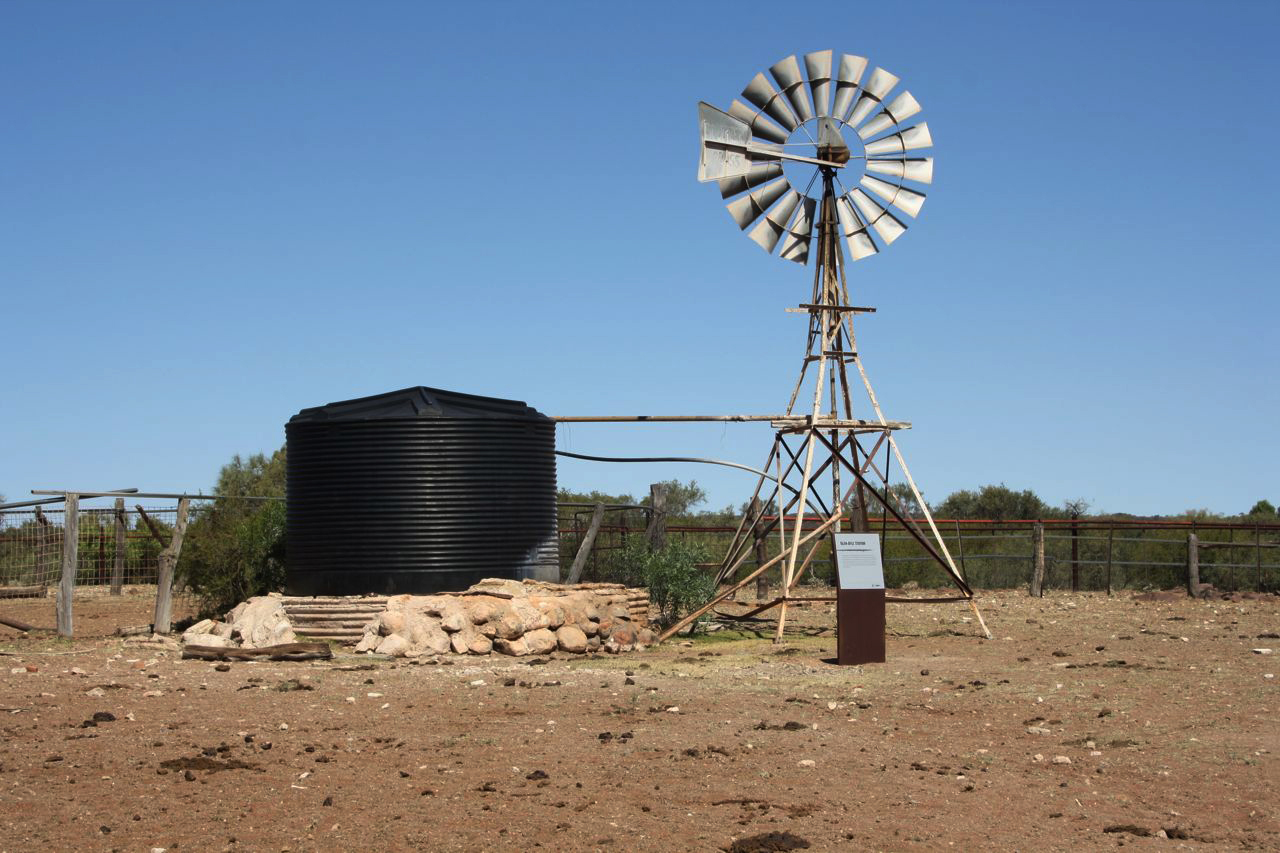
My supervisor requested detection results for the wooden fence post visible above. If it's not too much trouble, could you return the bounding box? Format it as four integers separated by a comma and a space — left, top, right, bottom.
1029, 522, 1045, 598
111, 498, 126, 595
645, 483, 668, 551
566, 503, 605, 585
152, 498, 191, 634
751, 497, 769, 600
33, 506, 51, 589
1186, 533, 1200, 597
57, 494, 79, 637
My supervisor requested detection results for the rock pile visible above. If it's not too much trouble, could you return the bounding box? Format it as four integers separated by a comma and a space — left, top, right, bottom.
180, 581, 655, 658
181, 594, 297, 649
353, 579, 655, 658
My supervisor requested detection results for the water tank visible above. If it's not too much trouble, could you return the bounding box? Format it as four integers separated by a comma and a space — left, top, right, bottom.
285, 386, 558, 596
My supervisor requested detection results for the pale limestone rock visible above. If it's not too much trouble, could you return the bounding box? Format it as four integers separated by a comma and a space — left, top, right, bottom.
555, 625, 588, 654
439, 608, 470, 634
528, 596, 566, 630
183, 633, 231, 648
510, 598, 549, 631
408, 618, 451, 656
183, 619, 216, 639
494, 636, 531, 656
375, 634, 409, 656
462, 597, 504, 626
449, 621, 489, 655
379, 611, 406, 636
467, 578, 528, 598
225, 596, 296, 649
523, 628, 558, 656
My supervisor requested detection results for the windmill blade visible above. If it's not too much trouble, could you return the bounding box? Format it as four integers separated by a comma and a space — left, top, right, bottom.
831, 54, 867, 122
742, 72, 799, 132
846, 67, 900, 128
747, 189, 803, 253
863, 122, 933, 156
727, 99, 789, 145
770, 55, 814, 124
804, 50, 833, 117
866, 157, 934, 184
849, 188, 907, 244
836, 195, 878, 260
726, 178, 790, 230
718, 162, 784, 199
856, 90, 922, 140
778, 196, 816, 263
860, 175, 927, 218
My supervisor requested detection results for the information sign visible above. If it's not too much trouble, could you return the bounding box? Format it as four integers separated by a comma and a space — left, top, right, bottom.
832, 533, 884, 590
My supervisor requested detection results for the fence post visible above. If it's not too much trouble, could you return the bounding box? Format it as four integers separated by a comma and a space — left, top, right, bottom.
33, 507, 51, 589
111, 499, 125, 595
1186, 533, 1200, 597
566, 503, 605, 585
750, 497, 769, 599
1256, 524, 1262, 592
1070, 517, 1080, 592
1105, 524, 1114, 596
1029, 522, 1045, 598
645, 483, 668, 551
152, 498, 191, 634
57, 494, 79, 637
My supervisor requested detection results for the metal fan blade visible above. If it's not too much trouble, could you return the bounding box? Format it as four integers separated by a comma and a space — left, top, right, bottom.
770, 55, 814, 124
836, 196, 878, 260
856, 90, 922, 140
718, 162, 784, 199
846, 67, 900, 128
778, 196, 816, 263
866, 157, 934, 184
742, 72, 799, 132
831, 54, 867, 122
804, 50, 833, 117
697, 102, 754, 182
863, 122, 933, 156
860, 175, 927, 218
849, 188, 907, 244
726, 178, 790, 230
747, 189, 803, 253
727, 99, 789, 145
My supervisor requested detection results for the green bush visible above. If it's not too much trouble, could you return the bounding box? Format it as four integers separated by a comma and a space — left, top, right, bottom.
178, 449, 287, 616
613, 539, 715, 632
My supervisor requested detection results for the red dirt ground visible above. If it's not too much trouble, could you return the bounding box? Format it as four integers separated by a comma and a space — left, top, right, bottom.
0, 589, 1276, 851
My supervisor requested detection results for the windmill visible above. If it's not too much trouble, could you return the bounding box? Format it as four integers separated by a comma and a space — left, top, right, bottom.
661, 50, 990, 643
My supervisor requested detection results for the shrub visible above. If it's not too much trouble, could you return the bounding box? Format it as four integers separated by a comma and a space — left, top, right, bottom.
614, 539, 715, 632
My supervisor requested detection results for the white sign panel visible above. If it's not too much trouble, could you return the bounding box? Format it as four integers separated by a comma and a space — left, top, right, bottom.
833, 533, 884, 590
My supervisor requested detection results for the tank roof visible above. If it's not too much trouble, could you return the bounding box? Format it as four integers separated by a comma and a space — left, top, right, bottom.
289, 386, 548, 423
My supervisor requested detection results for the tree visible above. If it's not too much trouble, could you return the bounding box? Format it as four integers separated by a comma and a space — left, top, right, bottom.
934, 484, 1055, 521
644, 479, 707, 518
1248, 499, 1277, 517
180, 446, 287, 615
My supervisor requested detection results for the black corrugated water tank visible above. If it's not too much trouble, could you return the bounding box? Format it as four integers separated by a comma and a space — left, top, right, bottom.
285, 386, 558, 596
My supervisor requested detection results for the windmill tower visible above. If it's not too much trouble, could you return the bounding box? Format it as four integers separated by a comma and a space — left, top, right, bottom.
663, 51, 989, 642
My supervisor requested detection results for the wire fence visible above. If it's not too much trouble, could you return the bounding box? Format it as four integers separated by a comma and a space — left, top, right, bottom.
7, 500, 1276, 597
0, 505, 177, 591
558, 513, 1280, 593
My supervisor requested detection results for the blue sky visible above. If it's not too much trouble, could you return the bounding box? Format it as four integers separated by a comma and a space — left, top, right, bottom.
2, 1, 1277, 516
